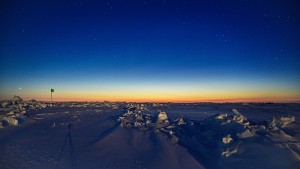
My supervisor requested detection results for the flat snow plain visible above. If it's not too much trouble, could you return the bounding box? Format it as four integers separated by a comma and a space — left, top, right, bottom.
0, 102, 299, 169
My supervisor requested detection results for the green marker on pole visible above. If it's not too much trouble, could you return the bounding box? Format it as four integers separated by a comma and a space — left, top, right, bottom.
51, 88, 54, 102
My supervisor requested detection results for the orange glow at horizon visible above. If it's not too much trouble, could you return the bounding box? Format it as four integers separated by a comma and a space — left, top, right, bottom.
1, 88, 300, 103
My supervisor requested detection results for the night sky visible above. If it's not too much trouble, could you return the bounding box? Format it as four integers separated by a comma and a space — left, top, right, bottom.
1, 0, 300, 102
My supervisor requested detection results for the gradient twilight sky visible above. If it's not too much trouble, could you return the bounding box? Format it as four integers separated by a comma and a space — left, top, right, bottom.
1, 0, 300, 102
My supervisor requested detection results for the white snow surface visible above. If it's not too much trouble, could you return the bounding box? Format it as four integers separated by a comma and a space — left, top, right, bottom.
0, 98, 300, 169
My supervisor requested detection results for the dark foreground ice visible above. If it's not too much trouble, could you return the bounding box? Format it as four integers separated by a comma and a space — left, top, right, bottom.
0, 97, 300, 169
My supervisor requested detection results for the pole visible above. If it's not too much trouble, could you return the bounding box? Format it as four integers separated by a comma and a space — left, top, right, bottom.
51, 88, 54, 103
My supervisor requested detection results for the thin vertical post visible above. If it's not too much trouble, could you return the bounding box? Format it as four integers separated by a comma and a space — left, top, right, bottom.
51, 88, 54, 103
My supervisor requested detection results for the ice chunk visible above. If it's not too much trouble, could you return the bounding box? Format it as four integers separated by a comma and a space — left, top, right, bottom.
222, 148, 238, 157
11, 95, 23, 104
222, 134, 233, 144
232, 109, 247, 121
158, 111, 168, 121
7, 111, 15, 115
2, 116, 19, 126
0, 100, 13, 108
156, 111, 169, 128
222, 142, 241, 157
216, 113, 227, 120
269, 115, 295, 129
237, 129, 256, 138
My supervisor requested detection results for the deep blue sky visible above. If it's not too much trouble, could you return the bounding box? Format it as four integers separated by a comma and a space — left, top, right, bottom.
1, 0, 300, 102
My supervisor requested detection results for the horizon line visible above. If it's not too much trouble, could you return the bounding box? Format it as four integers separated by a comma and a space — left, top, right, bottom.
30, 97, 300, 103
1, 95, 300, 104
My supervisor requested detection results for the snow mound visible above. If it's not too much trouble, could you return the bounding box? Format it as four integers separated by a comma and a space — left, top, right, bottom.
0, 96, 50, 128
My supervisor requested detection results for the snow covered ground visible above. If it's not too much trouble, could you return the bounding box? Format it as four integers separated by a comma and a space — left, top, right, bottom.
0, 98, 299, 169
